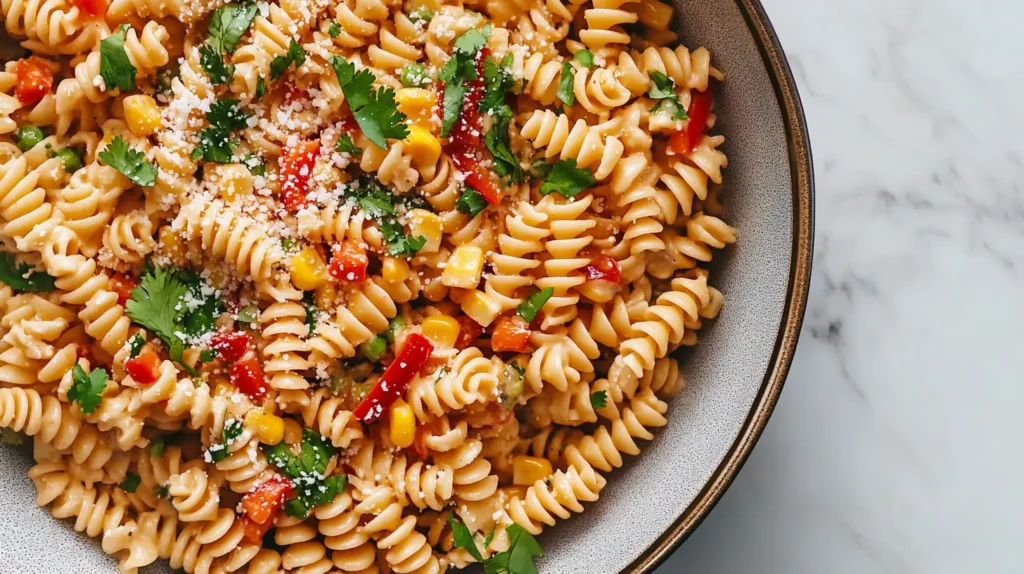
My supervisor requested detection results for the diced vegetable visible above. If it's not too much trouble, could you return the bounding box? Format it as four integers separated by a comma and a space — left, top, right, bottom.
388, 398, 416, 448
230, 355, 268, 400
241, 474, 293, 524
53, 148, 82, 173
15, 126, 43, 151
491, 316, 530, 353
245, 410, 285, 445
125, 350, 160, 385
210, 330, 251, 363
328, 241, 368, 283
279, 141, 320, 211
290, 247, 328, 291
353, 333, 433, 422
668, 89, 713, 155
110, 273, 139, 306
582, 255, 621, 284
421, 315, 460, 349
14, 58, 53, 106
513, 456, 553, 486
385, 315, 406, 343
71, 0, 108, 16
360, 335, 387, 362
454, 316, 483, 349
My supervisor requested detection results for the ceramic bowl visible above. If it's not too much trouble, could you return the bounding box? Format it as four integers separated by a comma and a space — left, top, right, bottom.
0, 0, 812, 571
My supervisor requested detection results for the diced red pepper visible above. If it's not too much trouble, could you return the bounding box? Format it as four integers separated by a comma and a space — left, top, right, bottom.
668, 89, 714, 156
14, 58, 52, 106
230, 354, 268, 400
279, 141, 320, 212
450, 149, 502, 205
110, 273, 138, 307
454, 316, 483, 349
491, 316, 530, 353
210, 330, 251, 364
71, 0, 108, 16
353, 333, 434, 422
328, 241, 368, 284
240, 514, 275, 545
582, 255, 621, 284
126, 350, 160, 385
241, 474, 293, 525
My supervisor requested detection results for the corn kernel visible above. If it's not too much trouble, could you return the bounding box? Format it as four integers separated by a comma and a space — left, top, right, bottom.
245, 410, 285, 445
513, 456, 553, 486
290, 247, 327, 291
382, 257, 410, 284
441, 245, 485, 289
407, 209, 441, 253
395, 89, 437, 128
159, 226, 184, 263
210, 375, 233, 398
389, 398, 416, 448
402, 124, 442, 171
282, 418, 303, 445
421, 315, 460, 349
314, 282, 336, 308
460, 290, 502, 327
213, 163, 254, 201
123, 94, 162, 137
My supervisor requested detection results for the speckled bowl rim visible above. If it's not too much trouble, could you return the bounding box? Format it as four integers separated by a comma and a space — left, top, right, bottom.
628, 1, 815, 571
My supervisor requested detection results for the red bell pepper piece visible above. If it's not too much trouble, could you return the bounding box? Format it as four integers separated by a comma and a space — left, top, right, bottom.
110, 273, 139, 307
491, 316, 530, 353
454, 316, 483, 349
450, 149, 502, 205
240, 514, 275, 544
328, 241, 368, 283
279, 141, 320, 212
582, 255, 621, 284
668, 89, 714, 156
353, 333, 434, 422
210, 330, 251, 364
71, 0, 108, 16
15, 58, 53, 106
126, 350, 160, 385
230, 354, 268, 400
241, 474, 293, 525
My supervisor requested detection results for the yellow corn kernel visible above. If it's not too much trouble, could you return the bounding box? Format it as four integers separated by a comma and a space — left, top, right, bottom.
290, 247, 327, 291
395, 89, 437, 127
389, 398, 416, 448
460, 290, 502, 327
314, 282, 336, 309
513, 456, 553, 486
407, 209, 441, 253
159, 226, 184, 263
382, 257, 411, 284
402, 124, 442, 171
282, 418, 303, 445
440, 245, 485, 289
421, 315, 460, 349
213, 163, 254, 201
245, 410, 285, 445
123, 94, 162, 137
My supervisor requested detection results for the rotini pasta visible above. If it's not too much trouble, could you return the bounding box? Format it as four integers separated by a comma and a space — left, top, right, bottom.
0, 0, 733, 569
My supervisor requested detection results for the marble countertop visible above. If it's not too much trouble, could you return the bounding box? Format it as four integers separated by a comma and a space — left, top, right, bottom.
661, 0, 1024, 572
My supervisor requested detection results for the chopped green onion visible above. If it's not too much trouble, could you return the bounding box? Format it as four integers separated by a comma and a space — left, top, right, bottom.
237, 304, 259, 325
400, 63, 430, 88
516, 288, 554, 323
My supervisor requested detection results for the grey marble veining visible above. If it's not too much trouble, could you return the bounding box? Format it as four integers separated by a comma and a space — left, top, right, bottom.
663, 0, 1024, 572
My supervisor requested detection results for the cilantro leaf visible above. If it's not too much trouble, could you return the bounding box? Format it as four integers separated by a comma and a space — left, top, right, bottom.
119, 472, 141, 493
449, 515, 484, 562
207, 3, 258, 54
125, 265, 190, 364
574, 49, 594, 68
285, 474, 346, 518
383, 223, 426, 257
328, 21, 341, 38
557, 61, 575, 108
335, 133, 361, 155
199, 43, 234, 85
345, 178, 425, 257
456, 189, 487, 218
100, 25, 137, 93
192, 99, 252, 163
539, 159, 595, 199
590, 390, 607, 408
99, 136, 157, 186
440, 78, 467, 138
483, 524, 543, 574
480, 54, 513, 114
484, 528, 496, 547
128, 333, 145, 358
330, 56, 408, 149
263, 428, 346, 518
255, 76, 266, 99
647, 71, 688, 121
483, 114, 520, 183
154, 485, 169, 498
516, 288, 553, 323
208, 419, 243, 463
208, 98, 252, 130
0, 253, 55, 292
68, 363, 108, 414
270, 39, 306, 80
301, 291, 322, 335
453, 25, 491, 55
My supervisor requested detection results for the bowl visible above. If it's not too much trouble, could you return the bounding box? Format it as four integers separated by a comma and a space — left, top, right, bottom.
0, 0, 812, 571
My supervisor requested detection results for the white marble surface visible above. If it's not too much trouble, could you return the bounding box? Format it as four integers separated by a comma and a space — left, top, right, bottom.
661, 0, 1024, 572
